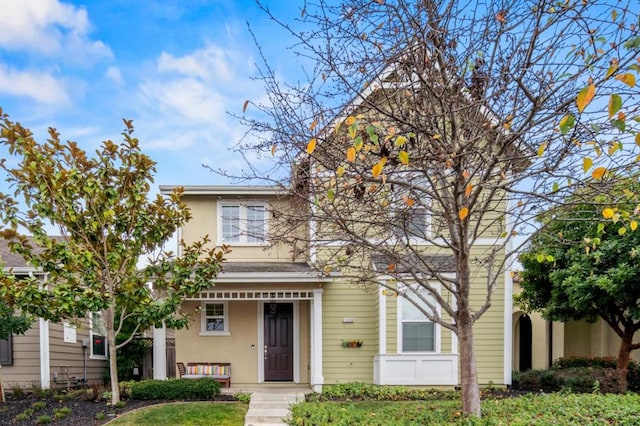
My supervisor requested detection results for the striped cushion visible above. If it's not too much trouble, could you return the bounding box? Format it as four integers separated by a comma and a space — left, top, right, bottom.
186, 364, 229, 376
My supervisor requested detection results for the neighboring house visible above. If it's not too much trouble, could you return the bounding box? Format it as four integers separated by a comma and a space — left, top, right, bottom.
153, 185, 512, 390
512, 285, 640, 371
0, 240, 108, 389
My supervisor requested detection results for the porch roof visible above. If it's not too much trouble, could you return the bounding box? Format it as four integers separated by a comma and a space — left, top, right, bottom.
371, 254, 456, 274
213, 261, 335, 283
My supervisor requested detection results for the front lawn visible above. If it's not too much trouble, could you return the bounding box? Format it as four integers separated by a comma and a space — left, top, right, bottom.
288, 393, 640, 425
109, 402, 248, 426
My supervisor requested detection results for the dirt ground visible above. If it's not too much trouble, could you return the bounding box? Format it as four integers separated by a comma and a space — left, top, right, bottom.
0, 392, 237, 425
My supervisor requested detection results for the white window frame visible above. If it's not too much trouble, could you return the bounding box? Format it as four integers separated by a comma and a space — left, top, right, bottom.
397, 283, 441, 353
89, 312, 108, 360
199, 302, 231, 336
217, 201, 269, 245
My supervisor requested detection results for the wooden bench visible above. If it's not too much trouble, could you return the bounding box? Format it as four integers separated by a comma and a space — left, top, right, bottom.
177, 362, 231, 388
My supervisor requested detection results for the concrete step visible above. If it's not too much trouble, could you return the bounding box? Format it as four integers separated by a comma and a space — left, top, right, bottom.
244, 408, 291, 425
249, 401, 292, 409
249, 392, 306, 402
245, 423, 287, 426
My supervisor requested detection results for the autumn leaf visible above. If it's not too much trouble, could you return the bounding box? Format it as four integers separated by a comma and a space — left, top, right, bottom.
576, 84, 595, 113
459, 207, 469, 221
345, 116, 357, 125
387, 263, 396, 272
337, 166, 345, 177
636, 133, 640, 147
432, 134, 441, 140
242, 100, 250, 113
605, 61, 618, 79
583, 157, 593, 172
271, 144, 277, 157
608, 94, 622, 118
559, 115, 575, 134
465, 183, 473, 198
462, 170, 470, 179
306, 138, 317, 154
602, 208, 614, 219
616, 73, 636, 87
309, 120, 318, 131
537, 142, 547, 157
395, 135, 407, 147
372, 161, 383, 178
592, 167, 607, 180
402, 195, 415, 207
495, 10, 506, 23
346, 147, 356, 162
398, 150, 409, 165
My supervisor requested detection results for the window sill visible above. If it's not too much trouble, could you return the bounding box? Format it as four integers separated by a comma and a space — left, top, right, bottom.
90, 355, 108, 360
217, 241, 269, 247
199, 331, 231, 337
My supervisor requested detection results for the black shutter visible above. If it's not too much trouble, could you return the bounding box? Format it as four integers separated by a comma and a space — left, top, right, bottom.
0, 334, 12, 365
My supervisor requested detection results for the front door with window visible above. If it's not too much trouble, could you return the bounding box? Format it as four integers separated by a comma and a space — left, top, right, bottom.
264, 303, 293, 381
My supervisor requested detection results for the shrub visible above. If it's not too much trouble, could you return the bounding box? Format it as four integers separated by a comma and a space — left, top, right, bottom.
315, 382, 458, 402
130, 378, 221, 400
36, 414, 52, 424
512, 369, 561, 392
513, 367, 627, 393
551, 356, 640, 392
11, 385, 25, 399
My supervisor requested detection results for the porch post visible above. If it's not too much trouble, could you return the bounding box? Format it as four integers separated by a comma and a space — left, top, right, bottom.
378, 283, 386, 355
153, 322, 167, 380
310, 288, 324, 392
39, 318, 50, 389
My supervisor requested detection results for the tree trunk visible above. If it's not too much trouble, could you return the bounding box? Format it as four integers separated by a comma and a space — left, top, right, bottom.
616, 330, 633, 393
458, 310, 481, 417
108, 328, 120, 404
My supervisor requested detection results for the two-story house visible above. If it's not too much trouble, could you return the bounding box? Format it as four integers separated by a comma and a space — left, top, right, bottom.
152, 184, 513, 391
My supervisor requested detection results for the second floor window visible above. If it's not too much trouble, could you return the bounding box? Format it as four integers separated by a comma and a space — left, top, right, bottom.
220, 202, 267, 244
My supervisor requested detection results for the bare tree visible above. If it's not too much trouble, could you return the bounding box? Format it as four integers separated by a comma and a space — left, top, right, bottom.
223, 0, 640, 416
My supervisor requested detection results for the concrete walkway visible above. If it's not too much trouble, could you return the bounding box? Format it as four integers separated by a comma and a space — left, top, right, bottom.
221, 385, 311, 426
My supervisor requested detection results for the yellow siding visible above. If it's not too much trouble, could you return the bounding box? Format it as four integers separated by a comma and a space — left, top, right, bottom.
181, 195, 304, 262
322, 281, 379, 383
176, 300, 310, 385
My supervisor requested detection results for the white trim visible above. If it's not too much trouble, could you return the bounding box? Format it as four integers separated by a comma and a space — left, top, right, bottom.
217, 200, 269, 246
503, 202, 515, 385
378, 282, 387, 355
153, 323, 167, 380
159, 185, 284, 196
39, 318, 50, 389
311, 237, 506, 248
396, 283, 441, 354
189, 289, 318, 301
293, 302, 300, 383
89, 312, 108, 360
374, 353, 458, 385
311, 288, 324, 392
199, 301, 231, 336
190, 274, 334, 286
258, 302, 300, 383
257, 303, 264, 383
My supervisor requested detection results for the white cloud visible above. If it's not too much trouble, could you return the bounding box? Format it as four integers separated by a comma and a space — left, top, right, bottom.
0, 0, 111, 62
106, 66, 123, 85
136, 42, 262, 153
0, 63, 69, 105
157, 44, 233, 82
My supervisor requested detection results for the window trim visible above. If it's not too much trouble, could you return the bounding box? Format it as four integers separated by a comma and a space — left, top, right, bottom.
89, 312, 108, 360
217, 201, 269, 246
199, 302, 231, 336
0, 333, 13, 366
396, 283, 441, 353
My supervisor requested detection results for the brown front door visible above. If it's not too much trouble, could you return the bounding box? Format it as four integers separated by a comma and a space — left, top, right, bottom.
264, 302, 294, 381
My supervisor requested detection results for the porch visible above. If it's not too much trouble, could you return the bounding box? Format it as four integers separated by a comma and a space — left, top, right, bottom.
152, 262, 330, 392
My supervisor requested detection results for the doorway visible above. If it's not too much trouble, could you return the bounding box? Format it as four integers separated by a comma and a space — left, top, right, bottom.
264, 302, 294, 381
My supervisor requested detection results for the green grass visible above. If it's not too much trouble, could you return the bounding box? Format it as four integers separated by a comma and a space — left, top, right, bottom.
288, 393, 640, 425
109, 402, 248, 426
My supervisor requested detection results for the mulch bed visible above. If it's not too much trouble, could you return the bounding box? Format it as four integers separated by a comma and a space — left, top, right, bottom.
0, 393, 237, 425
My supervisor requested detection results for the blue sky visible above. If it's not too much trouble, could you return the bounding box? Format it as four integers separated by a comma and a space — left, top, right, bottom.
0, 0, 302, 189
